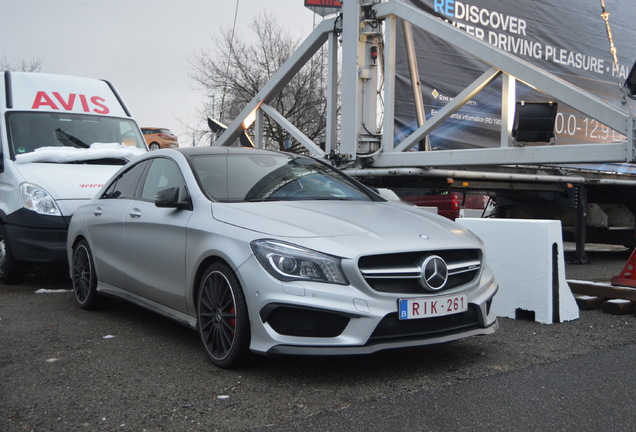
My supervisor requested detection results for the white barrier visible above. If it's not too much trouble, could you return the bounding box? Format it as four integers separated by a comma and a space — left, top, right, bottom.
456, 218, 579, 324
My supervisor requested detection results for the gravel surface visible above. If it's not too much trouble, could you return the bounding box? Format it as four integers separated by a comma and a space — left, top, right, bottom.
1, 245, 635, 431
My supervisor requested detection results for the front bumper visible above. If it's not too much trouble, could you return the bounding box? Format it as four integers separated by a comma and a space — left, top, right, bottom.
5, 209, 69, 263
237, 255, 499, 356
267, 322, 498, 356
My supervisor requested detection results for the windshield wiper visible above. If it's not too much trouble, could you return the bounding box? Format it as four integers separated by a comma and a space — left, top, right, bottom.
312, 197, 354, 200
55, 128, 89, 148
247, 198, 280, 202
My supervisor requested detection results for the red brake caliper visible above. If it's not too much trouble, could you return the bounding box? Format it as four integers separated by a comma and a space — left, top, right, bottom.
229, 306, 236, 335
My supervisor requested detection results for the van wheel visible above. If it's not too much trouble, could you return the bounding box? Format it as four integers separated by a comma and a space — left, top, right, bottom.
149, 143, 160, 151
0, 225, 26, 284
71, 240, 106, 309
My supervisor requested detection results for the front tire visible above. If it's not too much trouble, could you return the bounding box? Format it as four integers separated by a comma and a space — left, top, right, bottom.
0, 224, 26, 284
149, 142, 160, 151
71, 240, 105, 309
197, 262, 250, 368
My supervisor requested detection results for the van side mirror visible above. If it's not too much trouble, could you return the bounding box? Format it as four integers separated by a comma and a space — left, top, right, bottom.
155, 187, 190, 210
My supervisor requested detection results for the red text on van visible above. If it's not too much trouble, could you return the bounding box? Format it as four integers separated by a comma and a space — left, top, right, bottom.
31, 91, 110, 114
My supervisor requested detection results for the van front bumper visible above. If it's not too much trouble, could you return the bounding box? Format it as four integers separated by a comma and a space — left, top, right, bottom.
5, 209, 70, 264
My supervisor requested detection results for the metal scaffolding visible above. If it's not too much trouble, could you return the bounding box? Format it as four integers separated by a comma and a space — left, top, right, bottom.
213, 0, 636, 169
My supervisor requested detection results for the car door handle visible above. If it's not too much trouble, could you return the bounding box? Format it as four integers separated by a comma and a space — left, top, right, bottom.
129, 208, 142, 219
93, 207, 103, 216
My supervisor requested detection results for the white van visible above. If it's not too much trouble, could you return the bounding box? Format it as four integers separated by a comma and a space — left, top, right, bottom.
0, 71, 147, 283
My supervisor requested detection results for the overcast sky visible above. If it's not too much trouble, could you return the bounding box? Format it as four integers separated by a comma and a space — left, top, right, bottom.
1, 0, 325, 143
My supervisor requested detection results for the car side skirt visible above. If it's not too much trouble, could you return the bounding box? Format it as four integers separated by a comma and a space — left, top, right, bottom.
97, 282, 197, 328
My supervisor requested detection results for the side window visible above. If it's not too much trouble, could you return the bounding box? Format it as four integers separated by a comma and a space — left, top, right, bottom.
140, 158, 188, 202
101, 160, 149, 199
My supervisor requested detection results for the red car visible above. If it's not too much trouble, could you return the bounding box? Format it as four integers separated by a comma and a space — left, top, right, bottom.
399, 190, 490, 220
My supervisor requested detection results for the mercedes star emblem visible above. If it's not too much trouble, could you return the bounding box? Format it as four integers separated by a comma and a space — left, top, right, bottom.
420, 255, 448, 291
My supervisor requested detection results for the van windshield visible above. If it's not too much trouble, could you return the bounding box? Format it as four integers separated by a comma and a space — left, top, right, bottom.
6, 112, 147, 159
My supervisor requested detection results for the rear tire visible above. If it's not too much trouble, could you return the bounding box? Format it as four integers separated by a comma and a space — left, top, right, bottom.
149, 143, 160, 151
0, 224, 26, 284
197, 262, 251, 369
71, 240, 106, 309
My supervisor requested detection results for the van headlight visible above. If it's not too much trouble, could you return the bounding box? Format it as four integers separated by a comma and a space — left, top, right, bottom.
20, 183, 61, 216
251, 239, 348, 285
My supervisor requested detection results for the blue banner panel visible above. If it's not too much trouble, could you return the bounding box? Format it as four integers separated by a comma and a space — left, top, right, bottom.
395, 0, 636, 150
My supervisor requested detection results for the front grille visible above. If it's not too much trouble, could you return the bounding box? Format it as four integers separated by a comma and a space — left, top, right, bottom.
359, 249, 481, 294
369, 305, 480, 341
265, 306, 350, 338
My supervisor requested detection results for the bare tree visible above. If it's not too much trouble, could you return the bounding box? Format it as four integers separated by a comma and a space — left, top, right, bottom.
1, 56, 43, 72
190, 13, 330, 151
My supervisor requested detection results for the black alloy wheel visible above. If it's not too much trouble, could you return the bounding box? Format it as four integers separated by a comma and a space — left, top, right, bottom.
72, 240, 105, 309
197, 262, 250, 368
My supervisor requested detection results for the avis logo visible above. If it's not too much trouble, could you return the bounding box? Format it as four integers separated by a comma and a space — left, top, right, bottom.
31, 91, 110, 114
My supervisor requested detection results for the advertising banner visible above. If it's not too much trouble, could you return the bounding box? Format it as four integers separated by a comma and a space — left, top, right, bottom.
395, 0, 636, 151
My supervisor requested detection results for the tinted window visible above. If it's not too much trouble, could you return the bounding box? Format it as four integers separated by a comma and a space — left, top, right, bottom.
192, 153, 377, 203
141, 158, 188, 202
101, 160, 149, 199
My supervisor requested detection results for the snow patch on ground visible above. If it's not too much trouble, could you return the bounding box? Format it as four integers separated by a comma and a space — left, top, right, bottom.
35, 289, 71, 294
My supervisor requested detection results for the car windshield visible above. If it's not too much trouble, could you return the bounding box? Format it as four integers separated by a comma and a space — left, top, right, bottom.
6, 111, 147, 157
192, 153, 377, 203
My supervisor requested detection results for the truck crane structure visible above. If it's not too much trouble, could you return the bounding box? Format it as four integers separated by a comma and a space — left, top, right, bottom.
213, 0, 636, 262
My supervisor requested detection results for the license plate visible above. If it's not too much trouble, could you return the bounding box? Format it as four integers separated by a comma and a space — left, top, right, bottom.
398, 294, 468, 320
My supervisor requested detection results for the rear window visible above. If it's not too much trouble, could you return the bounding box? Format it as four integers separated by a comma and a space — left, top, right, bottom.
142, 128, 172, 135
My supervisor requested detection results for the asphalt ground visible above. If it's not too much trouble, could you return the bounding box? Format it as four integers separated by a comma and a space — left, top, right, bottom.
1, 244, 635, 431
252, 343, 636, 431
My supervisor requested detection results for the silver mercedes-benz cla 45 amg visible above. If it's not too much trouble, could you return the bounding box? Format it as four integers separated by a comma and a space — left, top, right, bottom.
68, 147, 498, 368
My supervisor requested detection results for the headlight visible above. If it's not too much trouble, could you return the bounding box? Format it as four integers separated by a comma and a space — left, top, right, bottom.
251, 239, 348, 285
20, 183, 61, 216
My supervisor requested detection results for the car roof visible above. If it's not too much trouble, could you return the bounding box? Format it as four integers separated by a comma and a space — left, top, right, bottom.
142, 127, 171, 132
175, 146, 290, 157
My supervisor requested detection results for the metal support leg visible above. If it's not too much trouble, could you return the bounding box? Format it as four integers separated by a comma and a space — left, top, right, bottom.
574, 185, 588, 264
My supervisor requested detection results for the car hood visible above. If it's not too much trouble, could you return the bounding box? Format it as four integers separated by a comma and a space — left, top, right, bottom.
212, 200, 473, 242
12, 162, 121, 200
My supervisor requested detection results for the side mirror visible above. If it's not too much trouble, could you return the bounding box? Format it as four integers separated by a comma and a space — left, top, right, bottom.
155, 187, 190, 210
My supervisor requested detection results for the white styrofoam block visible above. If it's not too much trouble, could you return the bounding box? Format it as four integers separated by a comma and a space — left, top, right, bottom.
456, 218, 579, 324
459, 209, 484, 218
419, 206, 438, 214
